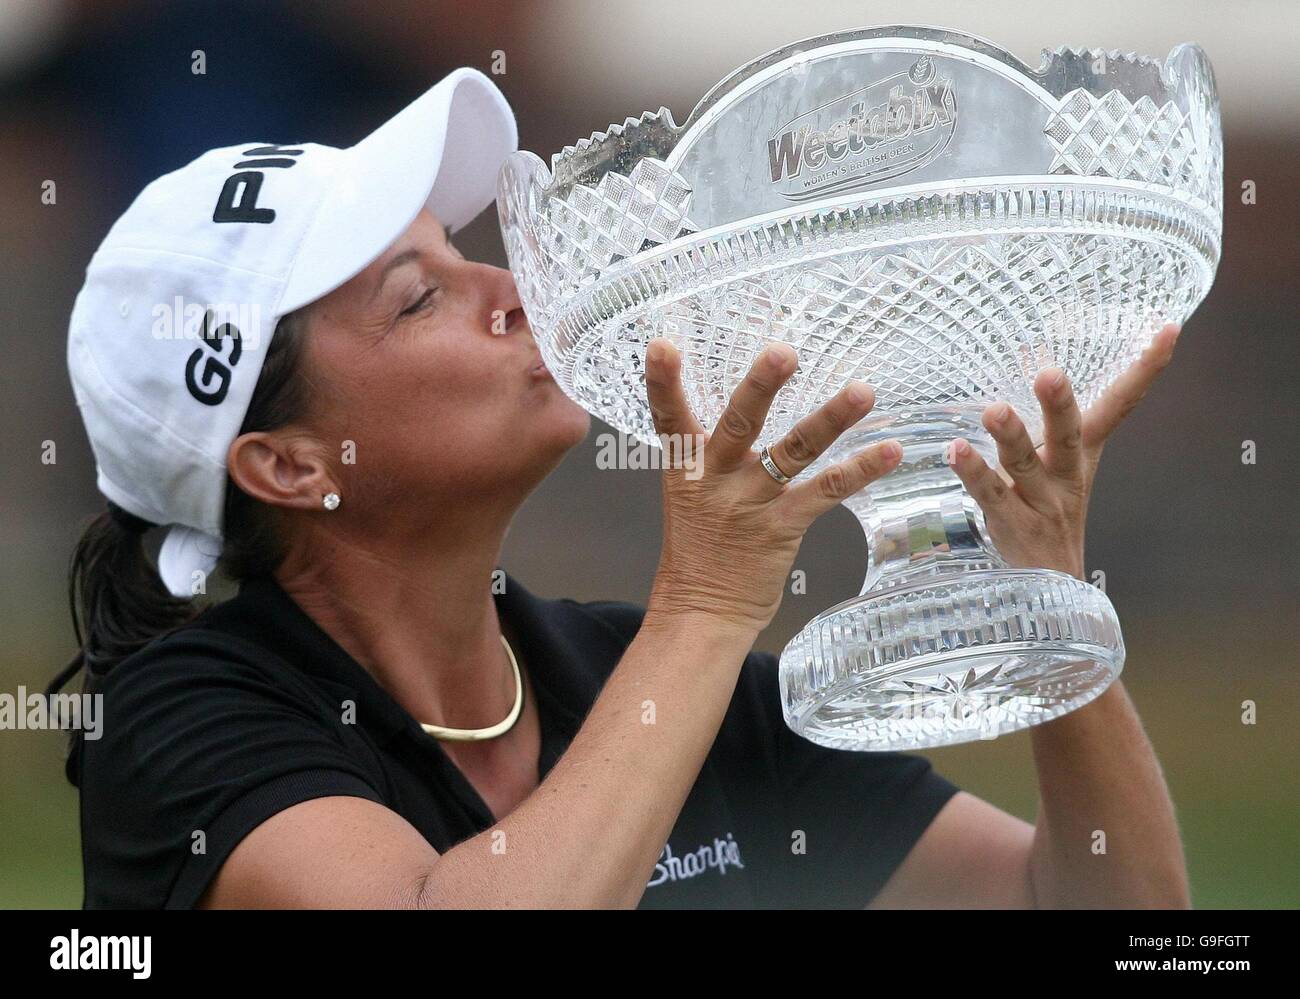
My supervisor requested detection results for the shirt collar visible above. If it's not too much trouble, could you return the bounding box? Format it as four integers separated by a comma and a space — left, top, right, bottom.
230, 571, 594, 744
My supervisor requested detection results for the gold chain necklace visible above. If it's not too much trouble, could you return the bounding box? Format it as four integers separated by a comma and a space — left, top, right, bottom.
419, 635, 523, 741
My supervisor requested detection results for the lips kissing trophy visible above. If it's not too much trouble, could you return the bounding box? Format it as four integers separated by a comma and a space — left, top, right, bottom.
497, 26, 1222, 750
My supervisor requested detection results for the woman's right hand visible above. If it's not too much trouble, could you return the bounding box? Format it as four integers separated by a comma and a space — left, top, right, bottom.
643, 337, 902, 637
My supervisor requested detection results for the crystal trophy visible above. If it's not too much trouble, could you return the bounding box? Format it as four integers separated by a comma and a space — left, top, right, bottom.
497, 26, 1222, 750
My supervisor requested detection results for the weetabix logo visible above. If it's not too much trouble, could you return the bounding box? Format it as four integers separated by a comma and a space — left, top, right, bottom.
766, 56, 958, 201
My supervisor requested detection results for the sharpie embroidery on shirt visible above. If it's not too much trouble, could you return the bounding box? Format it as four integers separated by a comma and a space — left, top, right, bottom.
647, 833, 745, 886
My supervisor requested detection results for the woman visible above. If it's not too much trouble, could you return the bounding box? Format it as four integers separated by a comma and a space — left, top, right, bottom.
58, 68, 1189, 908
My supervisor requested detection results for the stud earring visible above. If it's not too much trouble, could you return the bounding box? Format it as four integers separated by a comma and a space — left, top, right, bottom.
323, 492, 341, 511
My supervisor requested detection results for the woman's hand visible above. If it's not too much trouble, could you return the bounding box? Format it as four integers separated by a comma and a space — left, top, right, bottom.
643, 337, 902, 636
946, 323, 1181, 579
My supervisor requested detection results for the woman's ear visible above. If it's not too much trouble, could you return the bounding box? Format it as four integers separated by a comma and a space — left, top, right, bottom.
227, 431, 336, 511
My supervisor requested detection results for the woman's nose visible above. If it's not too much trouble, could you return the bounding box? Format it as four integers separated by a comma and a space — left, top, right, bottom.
481, 263, 526, 336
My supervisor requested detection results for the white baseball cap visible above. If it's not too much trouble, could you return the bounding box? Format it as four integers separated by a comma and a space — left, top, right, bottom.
67, 67, 517, 597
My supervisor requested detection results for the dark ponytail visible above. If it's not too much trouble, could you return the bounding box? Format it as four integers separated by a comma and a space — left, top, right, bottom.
51, 306, 311, 700
49, 505, 196, 697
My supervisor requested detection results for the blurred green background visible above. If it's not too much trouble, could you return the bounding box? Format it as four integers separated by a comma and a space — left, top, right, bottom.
2, 0, 1296, 908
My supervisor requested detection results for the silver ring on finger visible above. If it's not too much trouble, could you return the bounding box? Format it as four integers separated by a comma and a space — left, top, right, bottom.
759, 446, 792, 485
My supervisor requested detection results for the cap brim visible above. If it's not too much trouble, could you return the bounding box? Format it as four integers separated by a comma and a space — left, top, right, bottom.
278, 67, 517, 316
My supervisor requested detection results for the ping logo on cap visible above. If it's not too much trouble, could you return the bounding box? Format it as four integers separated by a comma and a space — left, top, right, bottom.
186, 144, 305, 404
212, 144, 303, 224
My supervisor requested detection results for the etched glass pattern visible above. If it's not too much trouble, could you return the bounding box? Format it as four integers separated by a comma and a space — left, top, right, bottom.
499, 28, 1222, 750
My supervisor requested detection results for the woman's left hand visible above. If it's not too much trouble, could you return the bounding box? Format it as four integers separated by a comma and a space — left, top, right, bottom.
946, 323, 1181, 579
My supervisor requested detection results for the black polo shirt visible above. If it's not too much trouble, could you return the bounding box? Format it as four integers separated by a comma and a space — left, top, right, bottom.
70, 572, 961, 909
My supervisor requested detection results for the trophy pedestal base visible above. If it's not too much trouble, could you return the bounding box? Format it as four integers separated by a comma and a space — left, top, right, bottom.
778, 568, 1124, 751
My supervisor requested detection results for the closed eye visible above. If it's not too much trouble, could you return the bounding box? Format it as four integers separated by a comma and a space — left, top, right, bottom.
400, 288, 436, 317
